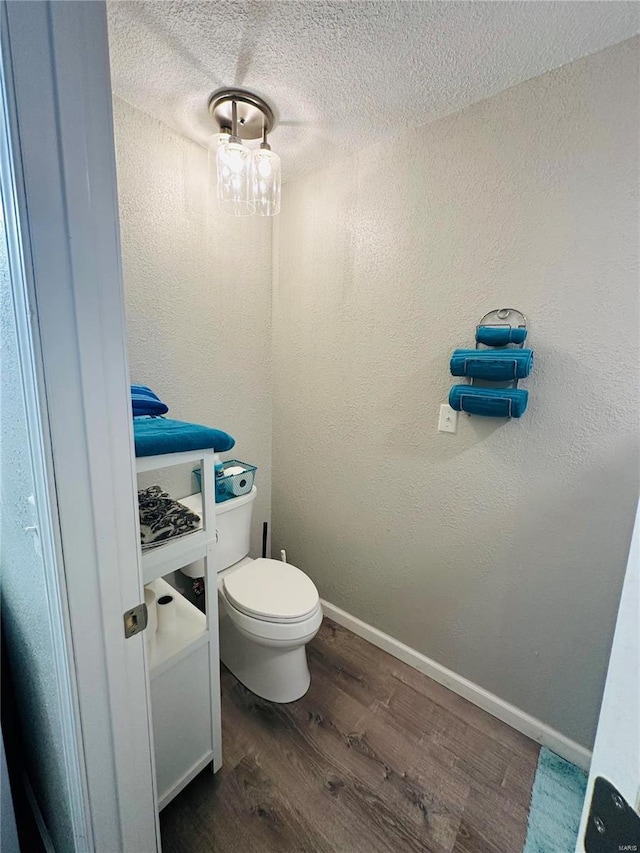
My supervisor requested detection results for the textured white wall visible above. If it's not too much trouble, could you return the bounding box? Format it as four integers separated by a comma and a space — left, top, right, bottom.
113, 98, 272, 557
1, 220, 75, 850
272, 39, 640, 748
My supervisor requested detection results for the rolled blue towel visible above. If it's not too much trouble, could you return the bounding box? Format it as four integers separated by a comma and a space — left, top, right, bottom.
476, 325, 527, 347
449, 385, 528, 418
450, 348, 533, 380
131, 384, 169, 417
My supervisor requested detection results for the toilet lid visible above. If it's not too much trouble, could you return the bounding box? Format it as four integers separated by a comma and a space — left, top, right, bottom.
223, 558, 319, 623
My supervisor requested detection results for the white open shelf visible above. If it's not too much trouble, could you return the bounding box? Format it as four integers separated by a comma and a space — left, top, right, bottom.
146, 578, 208, 679
138, 456, 210, 584
142, 527, 207, 585
136, 447, 215, 474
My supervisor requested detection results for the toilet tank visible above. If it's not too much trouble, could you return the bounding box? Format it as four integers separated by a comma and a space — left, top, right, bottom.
215, 486, 257, 572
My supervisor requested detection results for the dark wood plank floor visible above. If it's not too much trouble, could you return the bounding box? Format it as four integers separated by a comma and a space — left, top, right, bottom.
160, 618, 539, 853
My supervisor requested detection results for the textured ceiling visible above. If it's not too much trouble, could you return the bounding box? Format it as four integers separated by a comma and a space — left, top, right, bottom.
107, 1, 639, 182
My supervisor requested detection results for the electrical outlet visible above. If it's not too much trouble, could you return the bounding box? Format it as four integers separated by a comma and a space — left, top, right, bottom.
438, 404, 458, 434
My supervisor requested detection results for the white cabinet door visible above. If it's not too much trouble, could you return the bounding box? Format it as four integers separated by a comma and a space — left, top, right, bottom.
1, 2, 159, 850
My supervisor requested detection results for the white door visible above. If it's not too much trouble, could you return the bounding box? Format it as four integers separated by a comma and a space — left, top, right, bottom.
1, 1, 158, 850
576, 502, 640, 851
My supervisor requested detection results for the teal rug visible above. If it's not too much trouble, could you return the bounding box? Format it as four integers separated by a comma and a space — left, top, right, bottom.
524, 747, 588, 853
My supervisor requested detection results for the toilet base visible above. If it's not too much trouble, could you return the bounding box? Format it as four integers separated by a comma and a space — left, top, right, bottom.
219, 604, 316, 703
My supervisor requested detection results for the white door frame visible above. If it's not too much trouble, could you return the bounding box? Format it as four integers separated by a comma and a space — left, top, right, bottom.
2, 2, 158, 849
577, 501, 639, 849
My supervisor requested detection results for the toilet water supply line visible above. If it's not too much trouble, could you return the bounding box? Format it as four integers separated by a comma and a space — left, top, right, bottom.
260, 520, 287, 562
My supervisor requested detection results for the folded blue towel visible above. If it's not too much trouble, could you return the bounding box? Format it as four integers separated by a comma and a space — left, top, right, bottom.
449, 385, 528, 418
133, 416, 235, 457
476, 325, 527, 347
450, 348, 533, 381
131, 385, 169, 417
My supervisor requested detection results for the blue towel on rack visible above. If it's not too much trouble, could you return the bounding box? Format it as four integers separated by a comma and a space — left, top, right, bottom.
131, 385, 169, 417
449, 385, 528, 418
450, 348, 533, 380
476, 325, 527, 347
133, 416, 235, 457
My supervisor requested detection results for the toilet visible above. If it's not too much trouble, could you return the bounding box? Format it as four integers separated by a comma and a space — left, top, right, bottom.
180, 487, 322, 703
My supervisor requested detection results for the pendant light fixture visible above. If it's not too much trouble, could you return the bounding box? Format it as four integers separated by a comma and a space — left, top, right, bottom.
215, 100, 254, 217
209, 89, 281, 217
253, 123, 281, 217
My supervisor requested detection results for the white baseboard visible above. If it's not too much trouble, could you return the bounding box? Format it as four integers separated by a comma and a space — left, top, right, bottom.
320, 599, 592, 771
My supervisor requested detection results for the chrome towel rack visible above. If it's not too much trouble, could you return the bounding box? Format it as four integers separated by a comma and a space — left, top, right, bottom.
448, 307, 532, 418
476, 308, 528, 349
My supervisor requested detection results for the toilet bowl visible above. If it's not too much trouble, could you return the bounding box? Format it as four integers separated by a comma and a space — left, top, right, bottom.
218, 557, 322, 702
180, 488, 322, 703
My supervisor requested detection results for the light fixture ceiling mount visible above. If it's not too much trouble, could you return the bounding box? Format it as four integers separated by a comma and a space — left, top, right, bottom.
208, 88, 276, 141
209, 88, 281, 218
